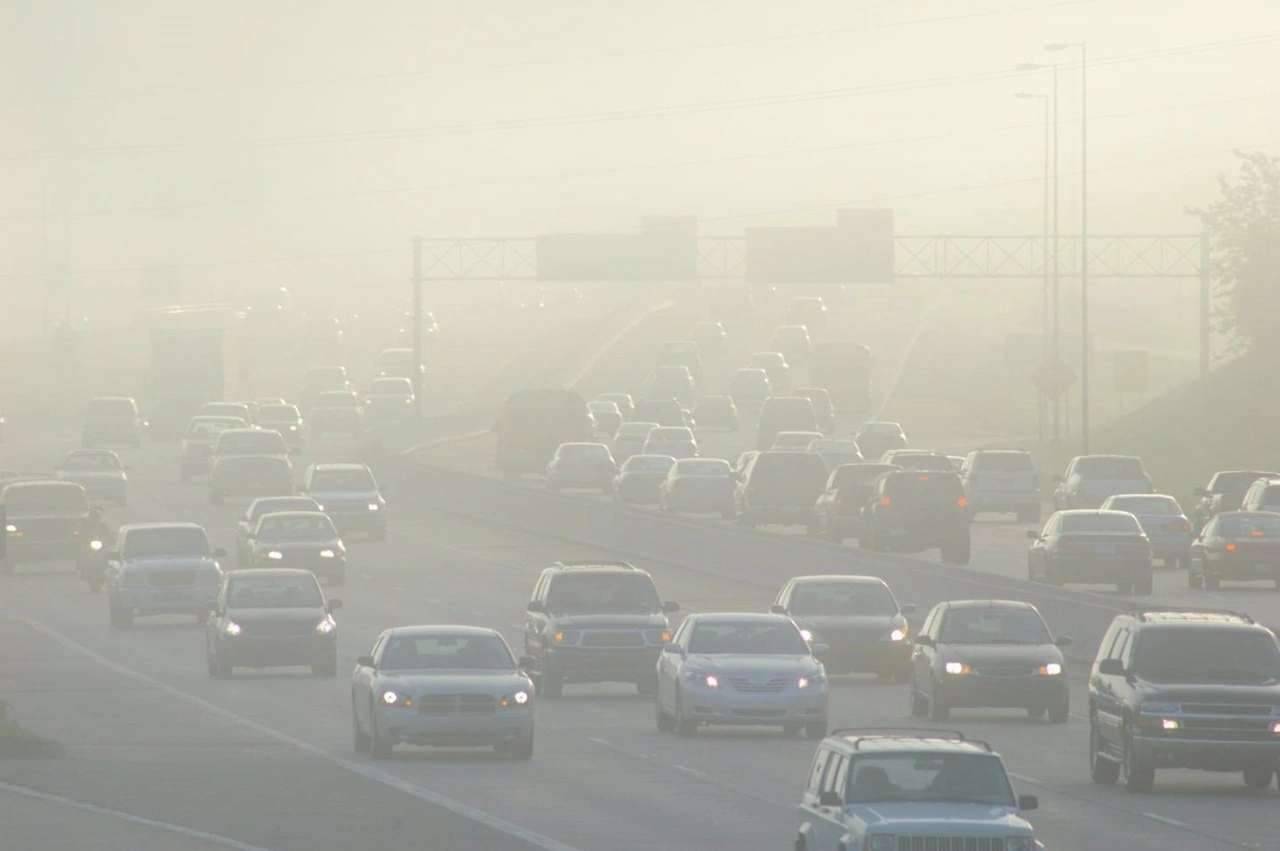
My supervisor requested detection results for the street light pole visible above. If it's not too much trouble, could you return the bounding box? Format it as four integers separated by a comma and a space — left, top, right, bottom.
1016, 91, 1050, 444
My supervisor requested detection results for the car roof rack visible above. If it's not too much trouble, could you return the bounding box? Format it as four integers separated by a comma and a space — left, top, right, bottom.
1129, 606, 1255, 624
552, 560, 637, 570
829, 728, 993, 752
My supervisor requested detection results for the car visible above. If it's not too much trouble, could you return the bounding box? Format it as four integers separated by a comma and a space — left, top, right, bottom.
757, 396, 818, 450
656, 341, 703, 386
245, 511, 346, 584
0, 480, 93, 573
909, 600, 1071, 722
255, 404, 305, 450
1100, 493, 1192, 569
198, 401, 254, 425
352, 625, 535, 759
860, 470, 971, 564
642, 426, 698, 459
794, 388, 834, 433
1053, 454, 1153, 510
54, 449, 128, 506
299, 463, 387, 541
812, 463, 900, 542
770, 575, 913, 679
610, 421, 658, 463
235, 496, 322, 565
1188, 510, 1280, 588
691, 321, 729, 357
631, 398, 686, 428
786, 296, 828, 331
105, 522, 225, 628
612, 454, 676, 506
363, 377, 416, 426
1027, 509, 1153, 593
377, 347, 425, 381
309, 390, 365, 438
1191, 470, 1280, 532
853, 421, 907, 461
208, 428, 291, 474
806, 438, 863, 471
961, 449, 1041, 522
254, 397, 287, 408
691, 395, 738, 432
770, 324, 812, 363
747, 351, 791, 390
596, 392, 635, 420
524, 561, 678, 698
795, 730, 1040, 851
655, 612, 828, 738
736, 451, 830, 530
206, 568, 341, 678
727, 368, 771, 412
179, 416, 249, 481
587, 401, 624, 438
1241, 478, 1280, 513
81, 396, 144, 448
658, 458, 735, 517
545, 442, 617, 492
208, 455, 293, 506
651, 365, 697, 407
1088, 607, 1280, 793
771, 430, 826, 451
879, 449, 954, 471
301, 366, 353, 412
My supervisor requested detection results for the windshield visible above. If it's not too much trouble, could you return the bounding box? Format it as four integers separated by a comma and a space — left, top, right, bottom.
186, 418, 245, 438
1134, 629, 1280, 682
87, 399, 134, 417
217, 456, 289, 475
938, 607, 1052, 644
1061, 513, 1143, 533
732, 371, 768, 386
62, 452, 120, 471
545, 573, 661, 614
311, 469, 376, 491
256, 514, 336, 541
380, 634, 515, 671
248, 498, 319, 522
226, 575, 323, 609
674, 459, 731, 476
773, 432, 822, 448
257, 405, 300, 423
1218, 514, 1280, 537
973, 452, 1034, 471
688, 622, 809, 655
1075, 456, 1146, 478
810, 440, 858, 454
789, 583, 897, 616
1105, 496, 1181, 515
3, 484, 88, 512
892, 454, 953, 472
845, 754, 1014, 806
122, 527, 211, 559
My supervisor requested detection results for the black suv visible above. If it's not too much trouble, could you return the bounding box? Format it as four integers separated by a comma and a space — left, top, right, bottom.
859, 470, 971, 564
523, 561, 679, 698
1088, 607, 1280, 793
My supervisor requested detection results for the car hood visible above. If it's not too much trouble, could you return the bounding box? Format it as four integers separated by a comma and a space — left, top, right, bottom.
850, 802, 1031, 832
376, 670, 532, 694
120, 555, 219, 571
548, 613, 668, 629
1133, 681, 1280, 701
792, 614, 903, 638
684, 653, 819, 674
940, 643, 1063, 666
226, 607, 327, 626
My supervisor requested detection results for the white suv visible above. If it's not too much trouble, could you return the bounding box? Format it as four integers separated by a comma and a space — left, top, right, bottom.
961, 449, 1041, 522
794, 729, 1042, 851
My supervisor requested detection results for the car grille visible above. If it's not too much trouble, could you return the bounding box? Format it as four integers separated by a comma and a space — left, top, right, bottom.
416, 694, 497, 716
896, 838, 1006, 851
726, 676, 790, 693
1181, 703, 1273, 716
1173, 717, 1274, 740
237, 621, 314, 638
148, 570, 200, 587
580, 631, 645, 648
973, 665, 1033, 677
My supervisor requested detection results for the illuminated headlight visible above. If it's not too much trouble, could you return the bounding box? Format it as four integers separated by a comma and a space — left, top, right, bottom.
1161, 718, 1180, 731
867, 836, 897, 851
89, 540, 104, 551
367, 503, 381, 511
319, 549, 337, 558
315, 504, 325, 511
703, 673, 720, 689
1005, 839, 1034, 851
222, 621, 242, 637
287, 425, 298, 431
944, 662, 971, 675
888, 628, 907, 642
266, 551, 283, 560
1037, 662, 1063, 676
799, 629, 814, 642
798, 673, 824, 690
1271, 721, 1280, 735
314, 619, 335, 635
5, 524, 16, 533
381, 690, 400, 706
501, 690, 531, 708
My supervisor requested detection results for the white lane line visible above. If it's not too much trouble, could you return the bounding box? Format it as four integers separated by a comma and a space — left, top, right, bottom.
12, 613, 581, 851
0, 779, 273, 851
586, 735, 790, 809
1007, 772, 1042, 785
1143, 813, 1187, 829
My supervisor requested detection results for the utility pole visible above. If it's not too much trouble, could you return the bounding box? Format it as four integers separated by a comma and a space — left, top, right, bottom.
411, 236, 424, 416
1015, 90, 1051, 444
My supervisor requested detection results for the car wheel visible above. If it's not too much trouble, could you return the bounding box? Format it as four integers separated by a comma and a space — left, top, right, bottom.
909, 678, 928, 718
636, 674, 657, 696
928, 683, 950, 721
804, 722, 826, 740
1243, 765, 1274, 789
675, 689, 698, 737
1123, 726, 1154, 793
352, 699, 371, 753
1049, 696, 1070, 724
1089, 721, 1120, 785
655, 694, 676, 732
369, 704, 394, 760
509, 735, 534, 760
1134, 571, 1154, 595
541, 673, 563, 699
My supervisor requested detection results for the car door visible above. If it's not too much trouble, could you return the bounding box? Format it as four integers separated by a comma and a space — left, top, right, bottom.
1092, 627, 1131, 747
797, 746, 836, 850
525, 572, 551, 664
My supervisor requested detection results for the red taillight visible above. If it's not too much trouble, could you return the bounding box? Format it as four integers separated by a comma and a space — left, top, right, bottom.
1226, 542, 1237, 552
880, 496, 891, 506
1253, 530, 1265, 538
956, 496, 968, 508
917, 474, 930, 481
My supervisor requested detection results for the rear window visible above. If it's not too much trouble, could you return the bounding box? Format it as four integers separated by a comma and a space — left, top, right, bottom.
1105, 495, 1181, 515
971, 452, 1034, 472
1060, 513, 1143, 533
3, 483, 88, 512
311, 468, 376, 490
63, 452, 121, 471
201, 404, 249, 419
789, 582, 896, 616
1219, 514, 1280, 537
891, 454, 954, 472
1074, 456, 1146, 479
749, 453, 829, 489
545, 573, 661, 614
622, 456, 675, 473
732, 370, 769, 385
882, 472, 964, 500
810, 440, 859, 454
858, 422, 902, 437
186, 418, 244, 438
674, 459, 731, 476
87, 398, 135, 416
121, 526, 210, 559
217, 456, 290, 473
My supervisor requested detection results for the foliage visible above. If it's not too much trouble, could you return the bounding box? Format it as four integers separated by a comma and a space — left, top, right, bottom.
0, 699, 64, 758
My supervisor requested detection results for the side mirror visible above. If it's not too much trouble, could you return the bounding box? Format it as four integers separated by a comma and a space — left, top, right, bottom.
811, 643, 830, 657
818, 791, 842, 808
899, 603, 916, 615
663, 643, 684, 655
1055, 636, 1073, 648
1026, 530, 1041, 540
526, 600, 545, 613
518, 655, 536, 670
356, 654, 375, 668
770, 604, 787, 614
1017, 794, 1039, 811
914, 635, 935, 647
662, 600, 680, 613
1097, 658, 1126, 676
213, 548, 228, 558
327, 599, 343, 611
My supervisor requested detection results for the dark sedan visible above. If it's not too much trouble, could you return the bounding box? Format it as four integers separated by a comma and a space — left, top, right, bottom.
812, 463, 899, 542
613, 455, 676, 506
1189, 511, 1280, 589
1027, 509, 1153, 594
245, 511, 346, 584
206, 568, 341, 678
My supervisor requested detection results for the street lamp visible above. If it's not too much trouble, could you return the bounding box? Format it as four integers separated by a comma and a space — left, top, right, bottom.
1046, 41, 1088, 451
1016, 61, 1061, 441
1016, 91, 1050, 444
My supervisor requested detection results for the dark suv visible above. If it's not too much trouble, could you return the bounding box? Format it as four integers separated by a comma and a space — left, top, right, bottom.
859, 470, 971, 564
736, 451, 830, 530
1088, 607, 1280, 793
523, 561, 679, 698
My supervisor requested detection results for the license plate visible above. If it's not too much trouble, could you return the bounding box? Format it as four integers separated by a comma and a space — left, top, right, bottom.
1096, 544, 1115, 554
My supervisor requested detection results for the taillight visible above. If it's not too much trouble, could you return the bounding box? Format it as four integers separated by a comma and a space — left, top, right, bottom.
956, 496, 968, 508
1226, 543, 1237, 552
1253, 530, 1265, 538
880, 496, 891, 507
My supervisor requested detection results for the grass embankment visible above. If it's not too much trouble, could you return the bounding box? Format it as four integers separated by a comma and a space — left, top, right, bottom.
0, 700, 63, 758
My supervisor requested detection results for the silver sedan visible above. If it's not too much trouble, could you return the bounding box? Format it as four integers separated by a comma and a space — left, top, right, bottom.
351, 625, 536, 760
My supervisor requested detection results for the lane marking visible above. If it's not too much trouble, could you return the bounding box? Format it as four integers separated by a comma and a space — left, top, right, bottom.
1143, 813, 1187, 829
1007, 772, 1042, 786
11, 612, 581, 851
0, 780, 274, 851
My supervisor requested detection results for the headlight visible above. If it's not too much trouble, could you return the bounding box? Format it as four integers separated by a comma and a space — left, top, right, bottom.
551, 630, 579, 645
222, 621, 242, 637
367, 503, 381, 511
1038, 662, 1063, 676
5, 524, 16, 533
944, 662, 971, 675
315, 504, 326, 511
380, 690, 400, 706
703, 673, 720, 689
798, 673, 824, 690
266, 551, 283, 560
287, 425, 298, 431
867, 836, 897, 851
315, 619, 335, 635
89, 540, 104, 551
319, 549, 337, 558
888, 628, 907, 642
799, 628, 814, 642
1140, 702, 1181, 714
500, 690, 531, 708
1005, 838, 1034, 851
645, 629, 672, 645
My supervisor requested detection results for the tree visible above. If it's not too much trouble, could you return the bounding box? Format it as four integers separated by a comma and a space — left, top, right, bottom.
1190, 151, 1280, 360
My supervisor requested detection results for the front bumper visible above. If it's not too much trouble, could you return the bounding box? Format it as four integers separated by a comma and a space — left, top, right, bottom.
1133, 733, 1280, 770
377, 706, 534, 747
217, 634, 335, 667
684, 686, 828, 726
937, 675, 1067, 709
115, 585, 219, 616
545, 647, 660, 683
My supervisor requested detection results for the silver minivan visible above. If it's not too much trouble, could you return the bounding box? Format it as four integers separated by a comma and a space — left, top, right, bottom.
962, 450, 1040, 522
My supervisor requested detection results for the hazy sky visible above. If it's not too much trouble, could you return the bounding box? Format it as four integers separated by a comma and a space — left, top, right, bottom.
1, 0, 1277, 320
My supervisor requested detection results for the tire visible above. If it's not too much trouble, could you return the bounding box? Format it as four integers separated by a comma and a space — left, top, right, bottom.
509, 735, 534, 760
109, 598, 133, 629
909, 679, 928, 718
804, 722, 827, 740
541, 673, 563, 699
1134, 571, 1154, 596
675, 690, 698, 736
655, 695, 676, 732
1049, 696, 1070, 724
352, 700, 371, 753
942, 536, 971, 566
929, 684, 950, 721
1123, 727, 1155, 793
1089, 722, 1120, 785
636, 675, 657, 696
1243, 765, 1274, 789
370, 705, 394, 760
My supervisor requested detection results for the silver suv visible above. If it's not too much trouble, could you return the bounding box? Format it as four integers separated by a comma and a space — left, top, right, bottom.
794, 729, 1041, 851
962, 449, 1040, 522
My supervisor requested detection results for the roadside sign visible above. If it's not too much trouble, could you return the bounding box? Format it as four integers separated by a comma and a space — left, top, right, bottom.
1114, 350, 1149, 394
1030, 357, 1078, 399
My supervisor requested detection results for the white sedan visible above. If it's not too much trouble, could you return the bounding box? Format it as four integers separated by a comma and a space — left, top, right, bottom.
351, 625, 535, 760
655, 612, 829, 739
